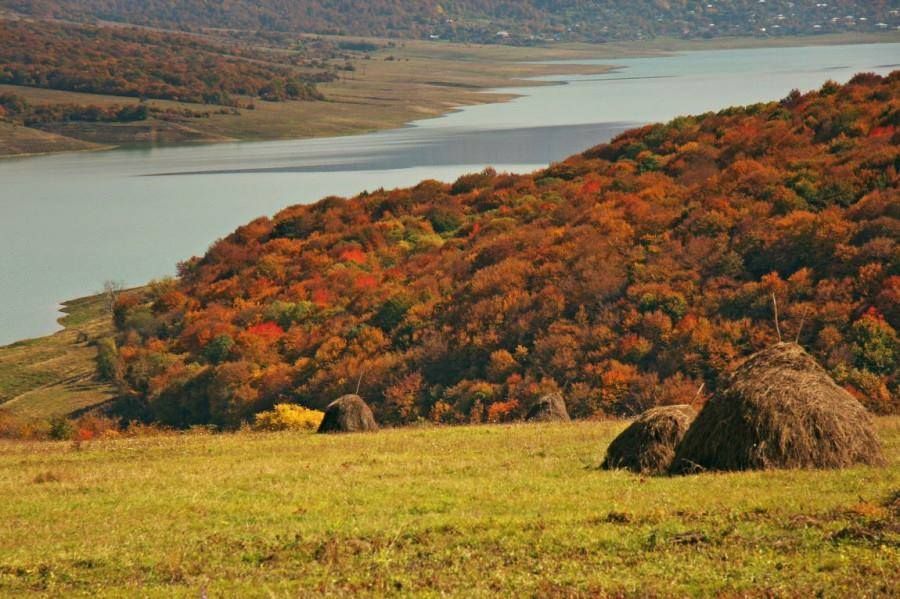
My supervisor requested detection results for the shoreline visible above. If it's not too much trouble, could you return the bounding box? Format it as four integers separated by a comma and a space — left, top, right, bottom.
2, 32, 897, 159
1, 35, 897, 347
0, 51, 613, 160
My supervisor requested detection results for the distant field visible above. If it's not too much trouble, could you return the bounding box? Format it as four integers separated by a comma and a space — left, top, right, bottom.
0, 39, 610, 157
0, 420, 897, 596
0, 293, 115, 419
0, 120, 104, 156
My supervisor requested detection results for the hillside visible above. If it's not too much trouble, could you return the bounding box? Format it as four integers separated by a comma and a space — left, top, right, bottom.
0, 17, 334, 152
108, 73, 900, 428
0, 20, 329, 105
6, 0, 898, 43
0, 294, 117, 420
1, 419, 898, 595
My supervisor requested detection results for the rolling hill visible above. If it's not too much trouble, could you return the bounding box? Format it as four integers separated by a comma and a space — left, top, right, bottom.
107, 73, 899, 428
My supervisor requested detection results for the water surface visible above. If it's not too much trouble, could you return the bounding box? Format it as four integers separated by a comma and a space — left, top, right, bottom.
1, 42, 897, 344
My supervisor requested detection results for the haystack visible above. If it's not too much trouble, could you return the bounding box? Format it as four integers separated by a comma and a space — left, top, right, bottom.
670, 343, 882, 473
317, 394, 378, 434
526, 392, 571, 422
602, 405, 697, 474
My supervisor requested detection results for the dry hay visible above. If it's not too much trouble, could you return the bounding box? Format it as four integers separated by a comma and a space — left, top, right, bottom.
317, 394, 378, 434
602, 404, 697, 474
525, 392, 571, 422
670, 343, 883, 474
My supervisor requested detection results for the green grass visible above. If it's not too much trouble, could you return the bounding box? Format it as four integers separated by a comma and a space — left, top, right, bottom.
1, 419, 897, 597
0, 293, 116, 418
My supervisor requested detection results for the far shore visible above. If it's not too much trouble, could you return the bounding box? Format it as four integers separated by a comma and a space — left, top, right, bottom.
1, 31, 897, 159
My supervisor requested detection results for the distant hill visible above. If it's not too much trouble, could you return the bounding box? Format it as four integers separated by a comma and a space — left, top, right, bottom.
6, 0, 899, 43
0, 20, 330, 105
110, 73, 899, 428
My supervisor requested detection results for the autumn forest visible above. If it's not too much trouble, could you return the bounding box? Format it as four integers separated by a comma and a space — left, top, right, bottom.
0, 20, 331, 106
105, 73, 899, 428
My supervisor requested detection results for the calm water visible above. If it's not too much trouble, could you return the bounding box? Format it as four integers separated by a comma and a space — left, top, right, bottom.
1, 42, 897, 344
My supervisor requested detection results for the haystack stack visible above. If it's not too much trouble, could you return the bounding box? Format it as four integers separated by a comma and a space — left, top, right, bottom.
317, 394, 378, 434
526, 392, 571, 422
670, 343, 882, 473
602, 405, 697, 474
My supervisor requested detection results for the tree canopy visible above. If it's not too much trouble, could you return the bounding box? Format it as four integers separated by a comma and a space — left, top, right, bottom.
0, 20, 330, 105
111, 73, 899, 428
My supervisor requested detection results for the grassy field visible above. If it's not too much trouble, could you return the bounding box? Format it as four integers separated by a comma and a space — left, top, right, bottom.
0, 419, 897, 597
0, 293, 116, 419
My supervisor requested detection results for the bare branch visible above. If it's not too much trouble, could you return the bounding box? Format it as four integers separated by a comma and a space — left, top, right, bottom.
690, 382, 706, 407
355, 367, 367, 395
101, 280, 124, 316
795, 307, 810, 344
772, 293, 782, 343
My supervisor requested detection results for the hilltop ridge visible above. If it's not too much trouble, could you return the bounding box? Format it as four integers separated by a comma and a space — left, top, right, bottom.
7, 0, 898, 43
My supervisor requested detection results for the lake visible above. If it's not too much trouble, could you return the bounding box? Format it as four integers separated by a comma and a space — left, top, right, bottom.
0, 42, 897, 345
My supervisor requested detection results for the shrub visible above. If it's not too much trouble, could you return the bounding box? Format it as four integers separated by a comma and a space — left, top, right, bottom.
203, 334, 235, 365
487, 399, 520, 423
850, 310, 898, 374
451, 168, 496, 195
253, 404, 324, 432
0, 411, 47, 440
371, 296, 413, 332
74, 414, 121, 439
48, 416, 74, 440
96, 337, 121, 381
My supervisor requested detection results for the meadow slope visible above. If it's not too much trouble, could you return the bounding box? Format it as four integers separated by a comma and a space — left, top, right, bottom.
0, 293, 116, 419
0, 420, 897, 597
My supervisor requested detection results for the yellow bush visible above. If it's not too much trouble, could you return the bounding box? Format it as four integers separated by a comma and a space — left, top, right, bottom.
253, 404, 324, 432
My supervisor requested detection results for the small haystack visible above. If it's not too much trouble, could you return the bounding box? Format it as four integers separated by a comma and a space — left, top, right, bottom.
671, 343, 883, 473
526, 392, 571, 422
317, 394, 379, 434
602, 405, 697, 474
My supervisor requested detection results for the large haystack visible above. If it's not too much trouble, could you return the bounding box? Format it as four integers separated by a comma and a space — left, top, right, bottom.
671, 343, 883, 473
526, 392, 571, 422
602, 405, 697, 474
317, 394, 378, 434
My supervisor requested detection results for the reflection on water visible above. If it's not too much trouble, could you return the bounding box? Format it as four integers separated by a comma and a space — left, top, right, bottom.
0, 42, 897, 344
145, 123, 633, 176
